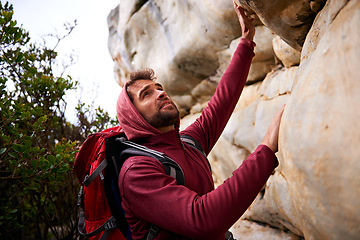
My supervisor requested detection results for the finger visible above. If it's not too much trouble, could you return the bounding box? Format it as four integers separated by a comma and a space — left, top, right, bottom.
275, 104, 286, 122
270, 105, 285, 126
237, 6, 252, 22
237, 6, 245, 16
233, 0, 240, 9
279, 104, 286, 115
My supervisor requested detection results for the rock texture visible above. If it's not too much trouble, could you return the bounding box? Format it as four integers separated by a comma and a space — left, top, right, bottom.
108, 0, 360, 239
237, 0, 327, 51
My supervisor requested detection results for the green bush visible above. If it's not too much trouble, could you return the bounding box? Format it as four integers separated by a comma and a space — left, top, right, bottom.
0, 2, 117, 239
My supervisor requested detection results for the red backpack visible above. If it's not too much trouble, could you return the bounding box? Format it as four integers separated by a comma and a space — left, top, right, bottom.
74, 126, 197, 240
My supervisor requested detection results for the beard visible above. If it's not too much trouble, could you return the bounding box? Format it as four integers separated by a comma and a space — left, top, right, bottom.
147, 104, 179, 130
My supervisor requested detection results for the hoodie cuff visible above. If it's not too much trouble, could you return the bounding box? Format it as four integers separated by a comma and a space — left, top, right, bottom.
258, 144, 279, 168
240, 37, 256, 50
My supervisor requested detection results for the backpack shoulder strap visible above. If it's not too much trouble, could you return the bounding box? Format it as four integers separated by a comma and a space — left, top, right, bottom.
180, 135, 206, 156
116, 137, 185, 186
105, 136, 185, 240
180, 135, 212, 173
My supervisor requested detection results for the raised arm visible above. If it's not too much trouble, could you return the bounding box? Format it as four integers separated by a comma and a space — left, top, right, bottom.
182, 3, 256, 154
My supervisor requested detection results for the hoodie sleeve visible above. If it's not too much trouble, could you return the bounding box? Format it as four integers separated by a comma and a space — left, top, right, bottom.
119, 145, 277, 239
181, 38, 255, 155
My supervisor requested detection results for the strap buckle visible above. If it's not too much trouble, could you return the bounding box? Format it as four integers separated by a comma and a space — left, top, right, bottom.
104, 218, 118, 230
77, 175, 89, 206
77, 185, 84, 206
147, 225, 160, 240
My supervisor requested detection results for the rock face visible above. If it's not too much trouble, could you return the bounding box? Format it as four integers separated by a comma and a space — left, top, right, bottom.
237, 0, 327, 51
107, 0, 360, 239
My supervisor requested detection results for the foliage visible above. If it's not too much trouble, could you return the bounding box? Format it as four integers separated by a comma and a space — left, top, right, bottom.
0, 2, 117, 239
76, 103, 118, 139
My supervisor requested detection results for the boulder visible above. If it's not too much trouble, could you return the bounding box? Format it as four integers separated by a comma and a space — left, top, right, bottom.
237, 0, 327, 51
279, 0, 360, 238
272, 36, 301, 68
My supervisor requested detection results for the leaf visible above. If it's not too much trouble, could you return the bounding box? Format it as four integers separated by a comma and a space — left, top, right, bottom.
8, 152, 18, 158
47, 155, 56, 164
24, 139, 32, 148
0, 148, 6, 155
30, 159, 38, 168
10, 20, 17, 27
10, 209, 18, 214
12, 144, 24, 153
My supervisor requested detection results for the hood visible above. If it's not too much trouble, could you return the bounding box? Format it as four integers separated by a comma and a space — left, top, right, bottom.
116, 83, 180, 141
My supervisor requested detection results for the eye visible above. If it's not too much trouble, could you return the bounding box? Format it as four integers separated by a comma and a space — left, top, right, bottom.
155, 83, 164, 91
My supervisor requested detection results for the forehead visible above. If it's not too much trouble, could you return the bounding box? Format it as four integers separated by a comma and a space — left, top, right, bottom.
127, 79, 162, 98
129, 79, 154, 91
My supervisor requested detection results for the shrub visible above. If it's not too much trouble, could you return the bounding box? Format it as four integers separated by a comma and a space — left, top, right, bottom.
0, 2, 117, 239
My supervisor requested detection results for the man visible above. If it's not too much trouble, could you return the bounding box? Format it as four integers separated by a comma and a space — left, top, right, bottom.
116, 1, 285, 239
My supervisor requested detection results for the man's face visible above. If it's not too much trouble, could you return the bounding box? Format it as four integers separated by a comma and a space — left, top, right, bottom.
128, 79, 179, 132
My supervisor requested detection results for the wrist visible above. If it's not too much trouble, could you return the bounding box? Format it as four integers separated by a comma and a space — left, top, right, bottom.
239, 37, 256, 50
242, 34, 254, 42
260, 141, 277, 153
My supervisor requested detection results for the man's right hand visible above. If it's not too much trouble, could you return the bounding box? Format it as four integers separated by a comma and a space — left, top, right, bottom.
261, 105, 285, 153
233, 0, 255, 42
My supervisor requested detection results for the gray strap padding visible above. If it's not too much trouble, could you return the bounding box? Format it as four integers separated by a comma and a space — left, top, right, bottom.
170, 166, 176, 179
83, 158, 107, 186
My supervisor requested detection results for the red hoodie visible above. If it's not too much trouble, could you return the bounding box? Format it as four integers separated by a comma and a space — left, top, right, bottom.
116, 38, 278, 240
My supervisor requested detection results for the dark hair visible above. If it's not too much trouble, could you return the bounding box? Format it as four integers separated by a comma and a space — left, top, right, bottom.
126, 68, 157, 102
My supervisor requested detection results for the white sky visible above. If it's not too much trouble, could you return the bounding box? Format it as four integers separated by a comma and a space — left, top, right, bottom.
8, 0, 120, 123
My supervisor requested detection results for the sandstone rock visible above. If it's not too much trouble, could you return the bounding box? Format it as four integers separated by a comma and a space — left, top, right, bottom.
278, 0, 360, 239
301, 0, 350, 61
223, 67, 293, 153
236, 82, 262, 110
225, 99, 258, 152
259, 67, 297, 100
247, 60, 275, 84
214, 26, 276, 84
108, 0, 242, 95
230, 219, 301, 240
249, 25, 277, 83
190, 79, 217, 101
254, 96, 288, 146
253, 26, 276, 62
244, 173, 304, 237
265, 173, 304, 236
208, 134, 250, 187
170, 94, 196, 116
189, 101, 210, 115
272, 36, 301, 68
237, 0, 326, 51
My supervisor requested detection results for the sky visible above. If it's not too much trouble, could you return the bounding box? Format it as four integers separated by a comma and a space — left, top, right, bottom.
7, 0, 121, 123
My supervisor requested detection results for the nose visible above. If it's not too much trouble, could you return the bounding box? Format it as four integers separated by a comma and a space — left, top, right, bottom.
156, 89, 168, 100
